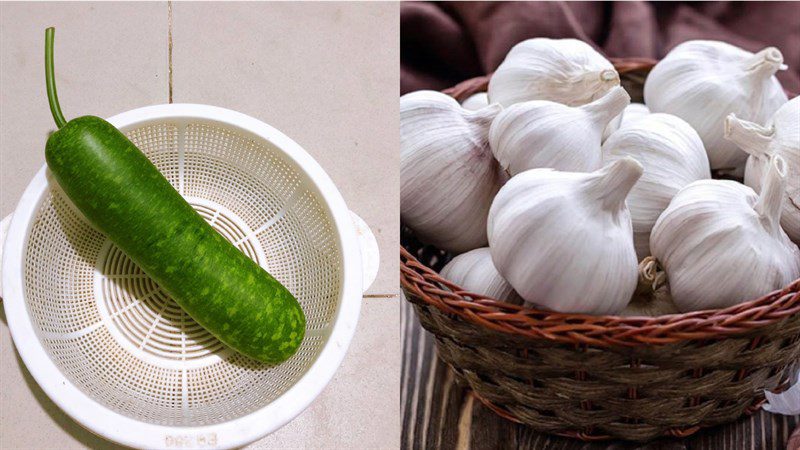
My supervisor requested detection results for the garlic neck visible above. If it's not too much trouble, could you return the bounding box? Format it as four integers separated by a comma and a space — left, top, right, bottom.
466, 103, 502, 128
755, 155, 788, 234
588, 157, 643, 211
464, 103, 502, 157
745, 47, 786, 81
600, 69, 619, 83
582, 86, 630, 129
724, 113, 774, 158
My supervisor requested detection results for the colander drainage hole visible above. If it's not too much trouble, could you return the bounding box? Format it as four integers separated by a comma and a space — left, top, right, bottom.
94, 197, 268, 367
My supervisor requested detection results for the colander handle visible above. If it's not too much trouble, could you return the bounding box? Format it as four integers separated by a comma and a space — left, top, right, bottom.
349, 211, 379, 293
0, 214, 10, 298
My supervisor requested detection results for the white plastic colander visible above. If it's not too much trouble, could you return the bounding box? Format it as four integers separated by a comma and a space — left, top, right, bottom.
1, 104, 379, 449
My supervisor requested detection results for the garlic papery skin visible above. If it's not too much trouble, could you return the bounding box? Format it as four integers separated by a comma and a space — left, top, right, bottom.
401, 90, 503, 253
602, 103, 650, 142
489, 86, 630, 176
488, 38, 620, 108
644, 40, 788, 173
461, 92, 489, 111
602, 113, 711, 259
650, 155, 800, 312
487, 157, 643, 314
724, 97, 800, 243
765, 365, 800, 415
440, 247, 523, 304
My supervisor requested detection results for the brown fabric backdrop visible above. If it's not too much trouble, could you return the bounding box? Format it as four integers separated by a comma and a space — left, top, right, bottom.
400, 1, 800, 95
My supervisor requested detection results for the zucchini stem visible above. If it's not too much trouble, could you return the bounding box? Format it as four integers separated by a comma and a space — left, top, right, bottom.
45, 27, 67, 129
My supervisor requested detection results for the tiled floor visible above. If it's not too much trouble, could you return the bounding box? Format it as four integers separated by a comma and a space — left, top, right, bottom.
0, 2, 399, 449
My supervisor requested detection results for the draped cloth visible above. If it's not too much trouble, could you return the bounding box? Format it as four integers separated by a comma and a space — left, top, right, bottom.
401, 1, 800, 95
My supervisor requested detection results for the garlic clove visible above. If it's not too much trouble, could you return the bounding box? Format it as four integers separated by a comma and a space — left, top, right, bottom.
489, 86, 629, 176
401, 90, 504, 253
603, 113, 711, 259
602, 103, 650, 142
461, 92, 489, 111
644, 40, 788, 174
724, 97, 800, 243
651, 155, 800, 311
439, 247, 523, 304
488, 38, 619, 108
487, 158, 641, 315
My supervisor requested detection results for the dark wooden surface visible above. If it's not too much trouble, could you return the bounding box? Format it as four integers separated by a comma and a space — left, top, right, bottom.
401, 298, 800, 450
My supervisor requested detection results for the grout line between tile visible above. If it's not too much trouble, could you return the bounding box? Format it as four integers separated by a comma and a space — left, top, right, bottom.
167, 0, 173, 104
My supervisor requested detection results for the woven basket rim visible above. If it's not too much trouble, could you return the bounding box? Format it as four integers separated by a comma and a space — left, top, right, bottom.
402, 247, 800, 347
402, 57, 800, 348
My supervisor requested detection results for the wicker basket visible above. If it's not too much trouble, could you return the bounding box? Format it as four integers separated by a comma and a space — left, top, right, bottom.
401, 58, 800, 442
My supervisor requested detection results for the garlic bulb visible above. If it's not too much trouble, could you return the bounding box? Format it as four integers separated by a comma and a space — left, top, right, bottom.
602, 103, 650, 142
461, 92, 489, 111
440, 247, 522, 304
487, 158, 643, 314
400, 90, 503, 253
603, 113, 711, 259
724, 97, 800, 243
488, 38, 620, 108
490, 86, 630, 176
651, 155, 800, 311
644, 40, 788, 172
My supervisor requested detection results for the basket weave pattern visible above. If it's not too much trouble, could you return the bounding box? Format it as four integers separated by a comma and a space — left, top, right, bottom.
401, 59, 800, 442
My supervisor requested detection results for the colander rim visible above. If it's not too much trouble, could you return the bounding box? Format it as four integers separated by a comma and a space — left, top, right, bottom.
1, 103, 363, 449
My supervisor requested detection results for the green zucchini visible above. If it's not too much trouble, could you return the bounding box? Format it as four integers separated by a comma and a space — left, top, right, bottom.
43, 28, 305, 364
